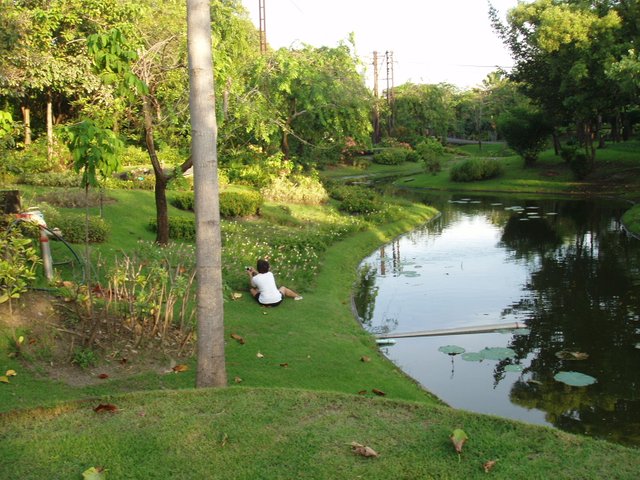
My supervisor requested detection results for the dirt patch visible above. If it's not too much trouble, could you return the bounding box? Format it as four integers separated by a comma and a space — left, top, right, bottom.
1, 291, 192, 387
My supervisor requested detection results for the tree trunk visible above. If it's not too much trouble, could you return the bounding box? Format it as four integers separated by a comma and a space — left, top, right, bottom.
21, 104, 31, 146
552, 130, 561, 156
187, 0, 227, 388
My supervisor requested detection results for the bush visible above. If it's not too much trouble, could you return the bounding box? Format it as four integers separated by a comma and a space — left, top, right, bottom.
148, 216, 196, 241
43, 210, 110, 244
261, 174, 328, 205
171, 192, 195, 211
373, 148, 408, 165
497, 107, 552, 166
18, 171, 82, 188
219, 190, 263, 218
119, 145, 150, 167
36, 190, 115, 208
450, 158, 504, 182
0, 228, 40, 304
569, 151, 592, 180
416, 138, 444, 174
560, 144, 577, 163
335, 186, 383, 215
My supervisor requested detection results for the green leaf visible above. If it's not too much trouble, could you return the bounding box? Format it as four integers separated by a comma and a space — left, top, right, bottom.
554, 371, 597, 387
450, 428, 468, 454
479, 347, 516, 361
504, 364, 524, 372
461, 352, 484, 362
438, 345, 466, 356
82, 466, 106, 480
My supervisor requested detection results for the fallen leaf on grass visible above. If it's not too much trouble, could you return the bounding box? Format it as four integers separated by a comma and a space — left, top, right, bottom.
93, 404, 118, 414
230, 333, 245, 345
256, 352, 264, 359
220, 432, 229, 447
172, 364, 189, 373
82, 466, 106, 480
97, 373, 109, 379
372, 388, 386, 396
450, 429, 469, 454
350, 442, 378, 458
0, 376, 9, 384
357, 390, 368, 395
360, 356, 371, 363
483, 460, 497, 472
230, 292, 243, 300
234, 376, 243, 384
279, 363, 289, 368
5, 369, 17, 377
119, 358, 128, 365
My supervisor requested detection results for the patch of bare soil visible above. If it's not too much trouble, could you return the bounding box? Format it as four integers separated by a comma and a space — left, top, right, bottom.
0, 291, 193, 387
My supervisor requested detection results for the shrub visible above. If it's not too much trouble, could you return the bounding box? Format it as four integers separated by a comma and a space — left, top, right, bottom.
416, 138, 444, 174
405, 150, 421, 162
148, 216, 196, 241
261, 174, 328, 205
120, 145, 150, 167
219, 190, 263, 218
18, 171, 82, 188
373, 148, 408, 165
569, 151, 592, 180
336, 186, 383, 215
36, 190, 115, 208
41, 207, 109, 243
450, 158, 504, 182
497, 107, 552, 166
171, 192, 195, 211
560, 144, 577, 163
0, 228, 40, 305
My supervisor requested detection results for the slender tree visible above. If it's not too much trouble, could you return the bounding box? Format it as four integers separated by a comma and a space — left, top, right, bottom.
187, 0, 226, 388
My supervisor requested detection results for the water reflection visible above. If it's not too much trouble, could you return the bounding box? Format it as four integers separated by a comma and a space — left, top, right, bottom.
354, 193, 640, 446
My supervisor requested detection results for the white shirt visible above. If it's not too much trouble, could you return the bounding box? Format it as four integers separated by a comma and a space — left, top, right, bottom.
251, 272, 282, 304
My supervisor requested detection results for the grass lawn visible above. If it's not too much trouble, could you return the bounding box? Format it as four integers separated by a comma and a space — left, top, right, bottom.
1, 172, 639, 478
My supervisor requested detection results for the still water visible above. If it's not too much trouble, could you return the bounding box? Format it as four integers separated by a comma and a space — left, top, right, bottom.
355, 193, 640, 446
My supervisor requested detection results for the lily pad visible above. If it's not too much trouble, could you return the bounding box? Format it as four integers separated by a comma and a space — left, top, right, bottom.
461, 352, 484, 362
438, 345, 466, 356
554, 371, 597, 387
479, 347, 517, 361
555, 350, 589, 361
504, 364, 524, 373
512, 328, 531, 336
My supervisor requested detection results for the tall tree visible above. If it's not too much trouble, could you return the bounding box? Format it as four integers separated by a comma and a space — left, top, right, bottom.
187, 0, 226, 388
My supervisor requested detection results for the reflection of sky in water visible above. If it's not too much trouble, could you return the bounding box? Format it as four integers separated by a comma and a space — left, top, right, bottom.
384, 334, 550, 426
365, 214, 533, 333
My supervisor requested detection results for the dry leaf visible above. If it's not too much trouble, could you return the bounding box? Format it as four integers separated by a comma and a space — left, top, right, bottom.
230, 333, 245, 345
358, 390, 368, 395
5, 369, 17, 377
230, 292, 243, 300
97, 373, 109, 379
82, 466, 106, 480
119, 358, 128, 365
360, 356, 371, 363
234, 376, 243, 384
93, 403, 118, 413
483, 460, 497, 473
279, 363, 289, 368
0, 376, 9, 384
172, 364, 189, 373
372, 388, 386, 396
256, 352, 264, 359
350, 442, 379, 458
220, 432, 229, 447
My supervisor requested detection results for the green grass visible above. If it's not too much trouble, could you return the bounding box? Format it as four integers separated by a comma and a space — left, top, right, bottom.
2, 388, 638, 479
2, 178, 639, 478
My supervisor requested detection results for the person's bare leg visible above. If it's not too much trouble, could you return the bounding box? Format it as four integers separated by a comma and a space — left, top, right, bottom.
250, 287, 259, 297
279, 286, 302, 299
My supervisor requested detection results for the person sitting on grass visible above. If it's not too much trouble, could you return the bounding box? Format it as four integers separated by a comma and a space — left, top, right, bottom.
246, 259, 303, 307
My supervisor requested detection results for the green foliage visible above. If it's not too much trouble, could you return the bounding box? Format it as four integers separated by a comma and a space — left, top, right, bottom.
35, 190, 109, 209
0, 228, 40, 304
219, 190, 264, 218
71, 347, 97, 369
3, 136, 72, 175
0, 110, 16, 148
569, 151, 592, 180
171, 192, 195, 211
373, 148, 408, 165
43, 209, 110, 244
148, 217, 196, 241
332, 185, 383, 215
560, 144, 577, 163
62, 120, 123, 188
450, 158, 504, 182
18, 171, 82, 188
497, 107, 552, 166
120, 145, 150, 167
261, 174, 328, 205
223, 151, 295, 188
415, 137, 445, 174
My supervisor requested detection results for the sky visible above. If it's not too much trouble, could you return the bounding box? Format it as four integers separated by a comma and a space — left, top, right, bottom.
242, 0, 521, 91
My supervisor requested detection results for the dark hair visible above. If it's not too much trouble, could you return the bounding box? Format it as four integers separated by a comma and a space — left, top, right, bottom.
256, 259, 270, 274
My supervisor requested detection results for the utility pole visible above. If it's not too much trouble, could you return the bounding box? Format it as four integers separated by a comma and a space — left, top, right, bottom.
385, 51, 395, 135
259, 0, 267, 54
372, 51, 381, 144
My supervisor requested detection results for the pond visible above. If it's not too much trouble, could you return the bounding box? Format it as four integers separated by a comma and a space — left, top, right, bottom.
354, 192, 640, 446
